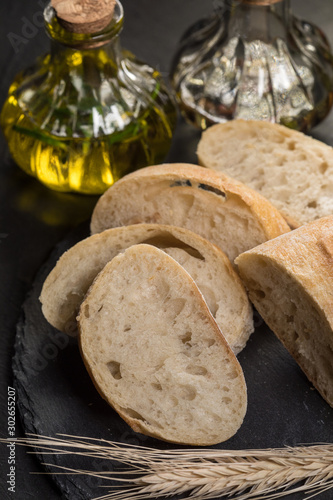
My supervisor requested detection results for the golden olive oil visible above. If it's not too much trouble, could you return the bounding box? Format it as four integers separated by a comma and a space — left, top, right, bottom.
1, 91, 176, 194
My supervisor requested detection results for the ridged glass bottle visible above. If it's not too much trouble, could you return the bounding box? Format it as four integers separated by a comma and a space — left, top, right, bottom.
171, 0, 333, 131
1, 0, 177, 194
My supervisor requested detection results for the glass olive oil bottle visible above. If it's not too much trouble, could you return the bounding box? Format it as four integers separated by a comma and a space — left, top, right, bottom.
171, 0, 333, 132
1, 0, 177, 194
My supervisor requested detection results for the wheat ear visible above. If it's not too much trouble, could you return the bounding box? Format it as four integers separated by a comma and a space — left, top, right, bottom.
3, 434, 333, 500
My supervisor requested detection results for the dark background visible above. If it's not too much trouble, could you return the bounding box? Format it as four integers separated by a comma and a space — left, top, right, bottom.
0, 1, 333, 499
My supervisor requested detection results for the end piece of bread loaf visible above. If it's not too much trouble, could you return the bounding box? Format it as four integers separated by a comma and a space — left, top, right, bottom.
90, 163, 290, 262
78, 244, 247, 445
40, 224, 253, 354
235, 215, 333, 407
197, 120, 333, 228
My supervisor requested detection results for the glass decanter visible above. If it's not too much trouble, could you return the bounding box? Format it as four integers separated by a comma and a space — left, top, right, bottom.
1, 0, 177, 194
171, 0, 333, 131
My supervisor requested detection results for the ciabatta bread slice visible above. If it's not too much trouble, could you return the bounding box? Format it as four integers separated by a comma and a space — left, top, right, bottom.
78, 244, 247, 445
235, 215, 333, 407
197, 120, 333, 228
40, 224, 253, 354
90, 163, 290, 262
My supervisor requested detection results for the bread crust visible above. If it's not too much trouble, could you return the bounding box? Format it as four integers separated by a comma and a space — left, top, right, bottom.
90, 163, 290, 261
78, 244, 247, 445
235, 215, 333, 407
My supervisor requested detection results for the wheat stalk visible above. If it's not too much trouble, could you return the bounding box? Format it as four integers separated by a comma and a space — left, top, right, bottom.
3, 434, 333, 500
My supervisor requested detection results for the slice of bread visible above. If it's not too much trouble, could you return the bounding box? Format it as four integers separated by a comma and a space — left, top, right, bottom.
197, 120, 333, 228
90, 163, 290, 262
78, 244, 247, 445
40, 224, 253, 354
235, 215, 333, 407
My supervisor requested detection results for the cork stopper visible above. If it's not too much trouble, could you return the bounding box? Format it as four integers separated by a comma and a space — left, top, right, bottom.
51, 0, 117, 33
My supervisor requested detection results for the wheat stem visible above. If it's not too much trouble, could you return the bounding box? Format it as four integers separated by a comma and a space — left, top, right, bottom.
1, 435, 333, 500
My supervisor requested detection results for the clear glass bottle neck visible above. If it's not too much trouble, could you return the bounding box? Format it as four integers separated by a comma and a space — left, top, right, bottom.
239, 0, 288, 6
48, 34, 122, 67
231, 0, 290, 18
227, 0, 291, 42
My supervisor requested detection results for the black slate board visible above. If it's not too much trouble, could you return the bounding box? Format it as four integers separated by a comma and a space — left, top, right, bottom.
12, 222, 333, 500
